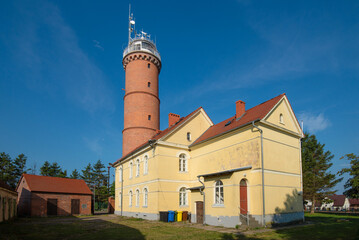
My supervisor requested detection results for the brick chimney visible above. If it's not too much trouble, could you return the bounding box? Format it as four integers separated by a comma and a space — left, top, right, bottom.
168, 113, 180, 127
236, 100, 245, 118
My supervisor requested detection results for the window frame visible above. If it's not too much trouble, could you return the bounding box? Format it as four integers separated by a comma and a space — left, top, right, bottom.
129, 161, 133, 179
179, 154, 187, 172
143, 155, 148, 175
129, 190, 133, 207
119, 166, 123, 182
179, 187, 187, 206
214, 180, 224, 205
135, 189, 140, 207
143, 187, 148, 207
136, 159, 140, 177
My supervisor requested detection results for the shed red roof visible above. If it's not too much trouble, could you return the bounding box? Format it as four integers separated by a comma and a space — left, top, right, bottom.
191, 93, 286, 146
19, 174, 92, 195
113, 107, 203, 165
349, 199, 359, 205
0, 180, 16, 193
329, 194, 346, 207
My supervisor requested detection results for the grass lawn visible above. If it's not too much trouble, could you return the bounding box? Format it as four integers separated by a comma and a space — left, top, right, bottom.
0, 213, 358, 240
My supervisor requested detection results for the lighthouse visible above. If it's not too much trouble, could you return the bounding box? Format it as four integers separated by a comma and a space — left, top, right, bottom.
122, 11, 161, 156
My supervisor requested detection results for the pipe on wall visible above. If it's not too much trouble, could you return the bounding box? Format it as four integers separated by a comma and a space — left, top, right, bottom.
252, 121, 266, 226
198, 176, 206, 225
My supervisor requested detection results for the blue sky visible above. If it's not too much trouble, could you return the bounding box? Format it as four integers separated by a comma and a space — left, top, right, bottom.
0, 0, 358, 193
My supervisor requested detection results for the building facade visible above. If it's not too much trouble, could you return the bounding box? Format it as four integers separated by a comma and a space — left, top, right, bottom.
113, 12, 304, 228
0, 180, 17, 222
16, 174, 92, 217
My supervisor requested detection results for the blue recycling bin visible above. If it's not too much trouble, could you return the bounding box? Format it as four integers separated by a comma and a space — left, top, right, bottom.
168, 211, 175, 222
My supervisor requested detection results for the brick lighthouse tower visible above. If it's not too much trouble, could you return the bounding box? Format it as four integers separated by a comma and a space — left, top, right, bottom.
122, 11, 161, 156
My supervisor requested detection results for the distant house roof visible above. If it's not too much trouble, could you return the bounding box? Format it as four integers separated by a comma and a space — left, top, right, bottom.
191, 93, 286, 146
349, 199, 359, 206
0, 180, 16, 193
329, 194, 346, 207
113, 107, 203, 165
17, 174, 93, 195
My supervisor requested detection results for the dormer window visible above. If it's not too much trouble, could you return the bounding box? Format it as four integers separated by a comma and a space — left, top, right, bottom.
187, 132, 191, 141
279, 113, 284, 124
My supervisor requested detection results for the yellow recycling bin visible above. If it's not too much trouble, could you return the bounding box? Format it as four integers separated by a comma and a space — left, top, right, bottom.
177, 211, 183, 221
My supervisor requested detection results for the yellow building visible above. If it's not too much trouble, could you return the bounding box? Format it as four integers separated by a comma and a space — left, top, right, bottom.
113, 12, 304, 228
0, 180, 17, 222
113, 93, 304, 227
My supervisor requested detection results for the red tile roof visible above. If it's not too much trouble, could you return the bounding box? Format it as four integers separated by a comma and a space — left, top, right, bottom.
329, 194, 346, 206
0, 180, 16, 193
113, 107, 204, 165
349, 199, 359, 205
19, 174, 93, 195
191, 93, 286, 146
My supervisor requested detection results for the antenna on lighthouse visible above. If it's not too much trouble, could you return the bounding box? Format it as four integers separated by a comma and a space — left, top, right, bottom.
128, 4, 135, 45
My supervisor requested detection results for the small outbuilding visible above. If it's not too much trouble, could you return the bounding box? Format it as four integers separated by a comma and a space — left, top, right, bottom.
0, 180, 18, 222
16, 174, 92, 217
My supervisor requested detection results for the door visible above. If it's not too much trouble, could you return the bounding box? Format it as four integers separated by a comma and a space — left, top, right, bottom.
47, 199, 57, 216
71, 199, 80, 215
196, 201, 203, 224
240, 179, 248, 214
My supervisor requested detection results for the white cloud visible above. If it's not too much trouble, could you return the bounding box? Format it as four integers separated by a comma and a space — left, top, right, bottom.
298, 112, 331, 133
93, 40, 104, 51
83, 137, 103, 156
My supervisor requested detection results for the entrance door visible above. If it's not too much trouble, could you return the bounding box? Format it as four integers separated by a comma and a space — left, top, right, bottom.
71, 199, 80, 215
47, 199, 58, 216
240, 179, 248, 214
196, 201, 203, 224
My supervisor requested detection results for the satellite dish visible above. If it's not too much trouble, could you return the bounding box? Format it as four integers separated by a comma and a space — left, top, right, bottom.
130, 20, 135, 25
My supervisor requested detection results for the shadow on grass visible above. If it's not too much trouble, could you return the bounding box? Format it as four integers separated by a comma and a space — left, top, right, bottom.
0, 215, 145, 240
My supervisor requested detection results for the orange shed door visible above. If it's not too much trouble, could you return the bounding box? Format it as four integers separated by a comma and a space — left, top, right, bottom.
240, 180, 248, 215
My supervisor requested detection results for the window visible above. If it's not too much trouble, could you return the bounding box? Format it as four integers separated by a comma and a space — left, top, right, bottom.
144, 155, 148, 174
215, 180, 224, 205
129, 191, 133, 207
119, 192, 122, 207
143, 188, 148, 207
136, 159, 140, 177
179, 154, 187, 172
148, 63, 150, 69
148, 82, 151, 87
148, 115, 151, 120
136, 189, 140, 207
119, 166, 123, 182
279, 113, 284, 124
179, 187, 187, 206
187, 132, 191, 141
129, 162, 133, 179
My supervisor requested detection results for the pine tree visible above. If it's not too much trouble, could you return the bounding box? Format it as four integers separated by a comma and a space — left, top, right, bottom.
40, 161, 66, 177
0, 152, 28, 188
338, 153, 359, 198
81, 164, 94, 190
302, 132, 342, 213
70, 169, 80, 179
40, 161, 51, 176
0, 152, 13, 185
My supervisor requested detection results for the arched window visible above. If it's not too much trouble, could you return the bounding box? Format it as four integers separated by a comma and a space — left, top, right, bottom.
119, 166, 123, 182
280, 113, 284, 124
179, 187, 187, 206
129, 190, 133, 207
129, 162, 133, 179
215, 180, 224, 204
144, 155, 148, 174
136, 189, 140, 207
143, 188, 148, 207
136, 159, 140, 177
187, 132, 191, 141
179, 154, 187, 172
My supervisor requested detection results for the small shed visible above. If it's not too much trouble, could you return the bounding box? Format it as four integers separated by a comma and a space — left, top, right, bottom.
0, 180, 18, 222
16, 174, 92, 217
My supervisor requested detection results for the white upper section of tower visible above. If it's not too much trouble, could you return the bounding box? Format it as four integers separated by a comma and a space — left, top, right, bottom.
123, 8, 161, 61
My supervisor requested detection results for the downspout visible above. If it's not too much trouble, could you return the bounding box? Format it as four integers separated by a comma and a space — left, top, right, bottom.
252, 121, 265, 226
299, 136, 304, 222
197, 176, 206, 225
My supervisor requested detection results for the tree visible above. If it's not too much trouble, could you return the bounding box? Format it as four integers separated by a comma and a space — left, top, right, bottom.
70, 169, 80, 179
40, 161, 67, 177
302, 132, 342, 213
338, 153, 359, 198
0, 152, 28, 188
92, 160, 109, 206
81, 164, 94, 190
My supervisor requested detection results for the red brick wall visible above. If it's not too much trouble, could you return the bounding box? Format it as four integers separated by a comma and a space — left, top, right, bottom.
122, 53, 160, 156
17, 177, 31, 216
31, 193, 92, 217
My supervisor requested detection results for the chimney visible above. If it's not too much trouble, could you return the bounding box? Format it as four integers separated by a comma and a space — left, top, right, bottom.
168, 113, 180, 127
236, 100, 245, 118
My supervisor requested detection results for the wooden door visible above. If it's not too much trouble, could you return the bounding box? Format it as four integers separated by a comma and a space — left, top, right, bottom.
196, 201, 203, 224
240, 179, 248, 214
71, 199, 80, 215
47, 199, 57, 216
